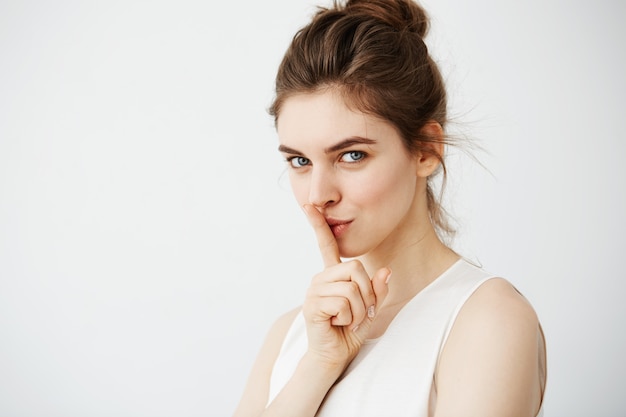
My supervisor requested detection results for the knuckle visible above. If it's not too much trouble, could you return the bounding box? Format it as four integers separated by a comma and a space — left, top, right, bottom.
337, 297, 351, 313
346, 281, 360, 296
311, 270, 328, 284
346, 259, 363, 270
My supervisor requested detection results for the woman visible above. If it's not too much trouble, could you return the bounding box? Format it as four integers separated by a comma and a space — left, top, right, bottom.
234, 0, 546, 416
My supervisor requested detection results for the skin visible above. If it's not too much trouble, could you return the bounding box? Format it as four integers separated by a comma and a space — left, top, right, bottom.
232, 90, 545, 417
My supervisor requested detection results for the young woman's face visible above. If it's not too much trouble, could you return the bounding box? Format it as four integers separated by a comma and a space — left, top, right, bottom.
277, 90, 427, 259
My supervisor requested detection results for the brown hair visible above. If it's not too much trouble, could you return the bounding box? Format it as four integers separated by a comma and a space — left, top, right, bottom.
270, 0, 453, 237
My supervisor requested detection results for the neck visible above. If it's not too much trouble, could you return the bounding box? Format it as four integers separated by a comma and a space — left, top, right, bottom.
359, 222, 459, 308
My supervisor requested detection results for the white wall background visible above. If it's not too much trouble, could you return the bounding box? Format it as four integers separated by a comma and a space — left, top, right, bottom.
1, 0, 624, 415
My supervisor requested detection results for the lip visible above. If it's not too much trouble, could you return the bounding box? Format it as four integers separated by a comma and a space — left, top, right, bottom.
325, 218, 353, 238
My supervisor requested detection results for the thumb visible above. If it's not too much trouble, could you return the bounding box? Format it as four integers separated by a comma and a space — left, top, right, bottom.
371, 267, 392, 310
353, 267, 391, 338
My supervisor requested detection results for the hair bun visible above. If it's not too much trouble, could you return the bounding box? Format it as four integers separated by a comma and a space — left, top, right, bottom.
344, 0, 430, 38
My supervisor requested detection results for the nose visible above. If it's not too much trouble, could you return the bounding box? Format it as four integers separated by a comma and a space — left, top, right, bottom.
308, 166, 340, 209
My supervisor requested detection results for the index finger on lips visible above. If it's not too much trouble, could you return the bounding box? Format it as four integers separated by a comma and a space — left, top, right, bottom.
302, 204, 341, 268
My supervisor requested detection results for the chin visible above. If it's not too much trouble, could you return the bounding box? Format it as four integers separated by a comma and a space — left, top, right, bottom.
338, 242, 371, 260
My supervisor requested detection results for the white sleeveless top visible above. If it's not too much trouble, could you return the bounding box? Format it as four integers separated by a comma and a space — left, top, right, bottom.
267, 259, 545, 416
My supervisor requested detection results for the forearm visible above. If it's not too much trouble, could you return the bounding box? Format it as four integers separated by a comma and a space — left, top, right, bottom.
261, 353, 343, 417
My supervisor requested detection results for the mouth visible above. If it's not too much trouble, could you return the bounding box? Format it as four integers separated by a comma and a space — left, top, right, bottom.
326, 218, 353, 238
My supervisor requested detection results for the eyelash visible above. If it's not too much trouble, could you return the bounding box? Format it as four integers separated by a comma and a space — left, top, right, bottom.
340, 151, 366, 163
285, 151, 368, 169
286, 156, 310, 168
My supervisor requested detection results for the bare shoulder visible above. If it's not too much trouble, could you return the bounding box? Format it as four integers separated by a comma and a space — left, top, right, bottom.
434, 278, 546, 417
232, 306, 301, 417
269, 306, 302, 340
462, 277, 540, 329
258, 306, 302, 362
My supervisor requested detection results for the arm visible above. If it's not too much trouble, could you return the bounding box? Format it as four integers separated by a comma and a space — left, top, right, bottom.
433, 278, 546, 417
232, 306, 351, 417
232, 307, 300, 417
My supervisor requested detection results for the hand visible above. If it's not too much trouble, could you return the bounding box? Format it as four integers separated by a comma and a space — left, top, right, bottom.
301, 204, 391, 371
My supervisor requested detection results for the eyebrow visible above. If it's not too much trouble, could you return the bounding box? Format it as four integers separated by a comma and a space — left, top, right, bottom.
278, 137, 377, 155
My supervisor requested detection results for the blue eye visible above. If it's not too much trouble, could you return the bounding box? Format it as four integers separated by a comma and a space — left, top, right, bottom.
340, 151, 366, 163
288, 156, 310, 168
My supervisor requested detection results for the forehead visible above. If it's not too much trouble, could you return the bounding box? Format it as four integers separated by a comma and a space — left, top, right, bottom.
276, 91, 392, 149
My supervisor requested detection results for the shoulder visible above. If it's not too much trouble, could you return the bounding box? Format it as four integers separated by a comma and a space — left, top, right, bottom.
434, 278, 545, 417
460, 277, 540, 332
269, 306, 302, 340
232, 306, 301, 417
257, 306, 302, 374
444, 277, 541, 367
249, 305, 302, 369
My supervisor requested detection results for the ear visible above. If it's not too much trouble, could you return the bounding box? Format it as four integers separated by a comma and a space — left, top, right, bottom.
415, 121, 445, 178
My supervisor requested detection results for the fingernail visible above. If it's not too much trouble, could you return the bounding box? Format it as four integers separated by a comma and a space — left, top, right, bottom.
385, 269, 392, 284
367, 305, 375, 318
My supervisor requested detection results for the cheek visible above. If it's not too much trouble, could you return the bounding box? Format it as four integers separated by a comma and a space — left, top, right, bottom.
352, 163, 416, 206
350, 177, 388, 205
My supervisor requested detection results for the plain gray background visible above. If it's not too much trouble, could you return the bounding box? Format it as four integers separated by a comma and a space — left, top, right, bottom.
1, 0, 624, 415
